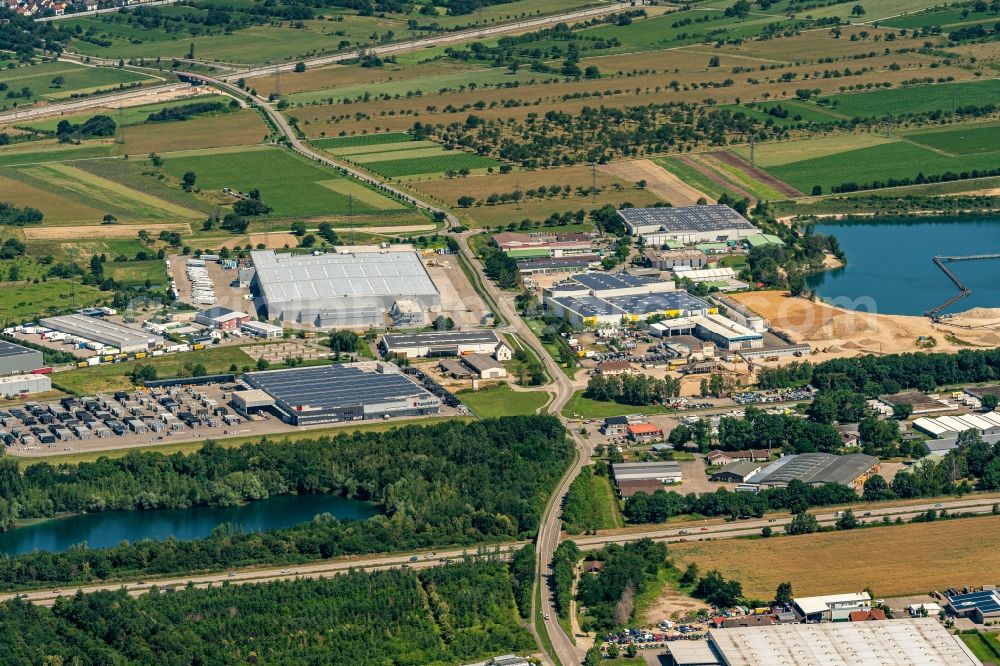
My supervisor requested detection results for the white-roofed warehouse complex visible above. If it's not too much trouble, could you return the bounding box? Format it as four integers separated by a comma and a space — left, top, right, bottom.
251, 249, 440, 328
39, 314, 164, 354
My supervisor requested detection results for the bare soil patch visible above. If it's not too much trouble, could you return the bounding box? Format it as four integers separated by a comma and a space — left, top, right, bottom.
729, 290, 1000, 361
248, 232, 298, 248
599, 159, 708, 205
25, 222, 190, 240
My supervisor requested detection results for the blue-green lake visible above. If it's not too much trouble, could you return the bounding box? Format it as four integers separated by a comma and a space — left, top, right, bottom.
0, 494, 379, 556
805, 217, 1000, 315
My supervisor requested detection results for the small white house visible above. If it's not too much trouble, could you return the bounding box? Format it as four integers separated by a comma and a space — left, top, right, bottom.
493, 341, 513, 362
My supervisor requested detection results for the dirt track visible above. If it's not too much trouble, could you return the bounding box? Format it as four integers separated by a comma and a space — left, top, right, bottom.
712, 150, 804, 197
599, 159, 710, 205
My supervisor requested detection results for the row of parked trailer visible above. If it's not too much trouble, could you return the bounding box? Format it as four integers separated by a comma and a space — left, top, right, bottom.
1, 387, 243, 449
183, 258, 216, 306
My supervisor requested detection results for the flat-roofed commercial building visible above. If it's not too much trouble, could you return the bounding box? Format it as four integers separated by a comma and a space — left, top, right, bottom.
707, 618, 981, 665
251, 249, 440, 328
0, 340, 44, 375
241, 320, 283, 339
381, 330, 503, 358
0, 373, 51, 397
619, 205, 757, 244
241, 362, 440, 426
195, 306, 251, 330
745, 452, 879, 490
39, 314, 163, 353
793, 592, 871, 622
693, 313, 764, 350
612, 461, 681, 484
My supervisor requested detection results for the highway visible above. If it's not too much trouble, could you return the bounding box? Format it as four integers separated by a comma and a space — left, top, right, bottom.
5, 495, 997, 613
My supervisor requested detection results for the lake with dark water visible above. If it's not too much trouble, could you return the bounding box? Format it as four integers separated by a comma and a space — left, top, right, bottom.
0, 494, 379, 556
805, 217, 1000, 315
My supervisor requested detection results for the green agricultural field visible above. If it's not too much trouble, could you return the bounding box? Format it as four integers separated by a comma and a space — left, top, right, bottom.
885, 6, 999, 29
821, 79, 1000, 119
766, 139, 1000, 193
655, 157, 725, 200
903, 122, 1000, 155
330, 140, 440, 157
104, 259, 169, 286
315, 132, 498, 178
287, 65, 558, 105
66, 240, 151, 260
0, 280, 106, 323
52, 345, 254, 395
578, 7, 794, 54
7, 162, 201, 223
155, 146, 406, 218
0, 61, 157, 111
73, 159, 218, 215
364, 151, 499, 178
16, 94, 233, 133
63, 13, 404, 64
312, 132, 412, 150
458, 384, 549, 418
0, 144, 113, 168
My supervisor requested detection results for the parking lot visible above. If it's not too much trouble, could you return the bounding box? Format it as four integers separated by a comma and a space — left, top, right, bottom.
6, 374, 464, 457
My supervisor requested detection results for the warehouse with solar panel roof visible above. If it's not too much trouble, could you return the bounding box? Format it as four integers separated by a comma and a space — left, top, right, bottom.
619, 204, 758, 245
235, 362, 441, 425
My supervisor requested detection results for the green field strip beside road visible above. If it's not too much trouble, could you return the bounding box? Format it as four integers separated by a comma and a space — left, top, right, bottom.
902, 121, 1000, 156
458, 385, 550, 419
323, 140, 439, 157
310, 132, 413, 149
366, 152, 499, 178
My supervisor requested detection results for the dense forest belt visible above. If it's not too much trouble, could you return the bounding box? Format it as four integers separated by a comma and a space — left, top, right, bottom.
0, 416, 572, 588
0, 560, 535, 665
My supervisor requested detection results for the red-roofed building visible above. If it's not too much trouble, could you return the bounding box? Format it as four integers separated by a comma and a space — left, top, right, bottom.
616, 478, 666, 498
627, 422, 663, 442
849, 610, 886, 622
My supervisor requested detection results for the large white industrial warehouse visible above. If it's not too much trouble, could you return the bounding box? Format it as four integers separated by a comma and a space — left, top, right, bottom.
251, 249, 440, 328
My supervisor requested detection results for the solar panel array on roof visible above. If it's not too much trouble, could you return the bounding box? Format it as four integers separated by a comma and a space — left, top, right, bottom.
569, 272, 660, 292
618, 205, 755, 234
243, 363, 440, 425
948, 590, 1000, 617
552, 295, 625, 317
604, 291, 713, 316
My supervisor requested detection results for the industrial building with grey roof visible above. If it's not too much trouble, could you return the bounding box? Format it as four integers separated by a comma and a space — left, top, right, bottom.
619, 204, 757, 244
251, 249, 440, 329
381, 330, 503, 358
745, 452, 879, 489
0, 339, 44, 375
241, 362, 440, 425
39, 314, 164, 353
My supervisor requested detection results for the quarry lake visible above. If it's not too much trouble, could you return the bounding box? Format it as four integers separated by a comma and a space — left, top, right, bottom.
0, 494, 379, 556
805, 217, 1000, 316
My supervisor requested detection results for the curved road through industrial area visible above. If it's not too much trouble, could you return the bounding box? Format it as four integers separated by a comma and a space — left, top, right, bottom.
2, 6, 987, 662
